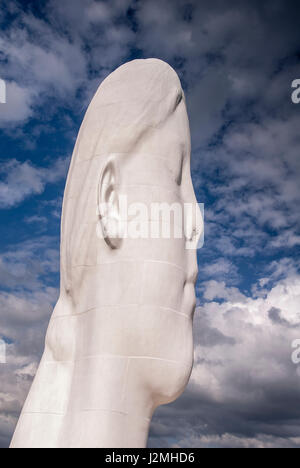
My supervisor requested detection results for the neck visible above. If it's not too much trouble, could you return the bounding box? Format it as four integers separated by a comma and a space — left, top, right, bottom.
58, 354, 154, 448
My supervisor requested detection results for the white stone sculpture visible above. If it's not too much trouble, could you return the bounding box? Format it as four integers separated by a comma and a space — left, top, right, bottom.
10, 58, 202, 448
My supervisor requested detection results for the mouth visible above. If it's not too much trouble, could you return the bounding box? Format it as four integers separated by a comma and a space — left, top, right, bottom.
186, 268, 199, 285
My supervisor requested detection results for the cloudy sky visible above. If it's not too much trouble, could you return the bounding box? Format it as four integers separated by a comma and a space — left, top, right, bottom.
0, 0, 300, 448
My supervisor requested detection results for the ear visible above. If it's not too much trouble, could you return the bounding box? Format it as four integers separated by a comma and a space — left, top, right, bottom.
98, 160, 122, 249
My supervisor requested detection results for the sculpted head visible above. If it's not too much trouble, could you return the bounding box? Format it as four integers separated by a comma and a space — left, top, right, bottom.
62, 57, 201, 419
11, 58, 202, 448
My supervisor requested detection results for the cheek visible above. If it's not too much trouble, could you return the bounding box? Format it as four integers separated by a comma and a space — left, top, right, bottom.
141, 260, 196, 315
141, 261, 186, 312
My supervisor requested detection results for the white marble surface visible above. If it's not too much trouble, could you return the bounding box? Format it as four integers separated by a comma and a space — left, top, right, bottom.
10, 58, 202, 448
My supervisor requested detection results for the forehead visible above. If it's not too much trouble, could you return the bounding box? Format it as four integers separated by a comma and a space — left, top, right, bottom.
75, 60, 190, 166
66, 59, 191, 202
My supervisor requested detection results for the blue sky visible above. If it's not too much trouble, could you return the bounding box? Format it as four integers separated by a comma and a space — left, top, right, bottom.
0, 0, 300, 448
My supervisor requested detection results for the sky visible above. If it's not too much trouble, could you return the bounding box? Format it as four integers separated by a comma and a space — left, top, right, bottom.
0, 0, 300, 448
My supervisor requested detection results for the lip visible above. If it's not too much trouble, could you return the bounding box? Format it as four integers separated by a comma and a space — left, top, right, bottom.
185, 263, 199, 285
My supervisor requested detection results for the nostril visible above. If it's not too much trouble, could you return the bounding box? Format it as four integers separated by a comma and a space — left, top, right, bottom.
176, 92, 182, 107
187, 227, 198, 242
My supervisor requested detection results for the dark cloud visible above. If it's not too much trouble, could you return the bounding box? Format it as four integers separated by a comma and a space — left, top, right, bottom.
268, 307, 291, 327
268, 306, 300, 329
194, 310, 236, 347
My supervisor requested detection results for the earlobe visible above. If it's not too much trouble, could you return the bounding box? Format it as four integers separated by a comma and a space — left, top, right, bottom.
98, 159, 122, 249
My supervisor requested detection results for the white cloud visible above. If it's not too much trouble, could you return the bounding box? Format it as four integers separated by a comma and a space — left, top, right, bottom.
201, 258, 238, 280
0, 0, 135, 127
0, 284, 58, 447
201, 280, 247, 302
192, 277, 300, 406
150, 272, 300, 448
0, 81, 34, 124
0, 236, 60, 293
0, 157, 69, 209
24, 215, 48, 226
270, 229, 300, 249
